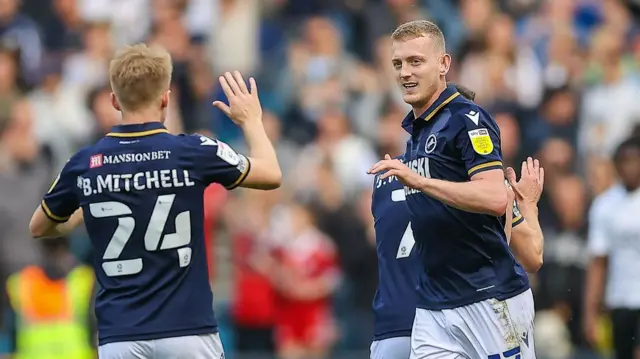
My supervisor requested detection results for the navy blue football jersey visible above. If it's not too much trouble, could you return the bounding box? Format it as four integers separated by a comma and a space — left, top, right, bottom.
371, 157, 419, 340
41, 122, 250, 345
401, 84, 529, 310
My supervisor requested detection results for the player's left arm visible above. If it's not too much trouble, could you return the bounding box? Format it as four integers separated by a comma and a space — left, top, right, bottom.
510, 205, 544, 273
504, 183, 516, 243
29, 160, 84, 239
506, 160, 545, 273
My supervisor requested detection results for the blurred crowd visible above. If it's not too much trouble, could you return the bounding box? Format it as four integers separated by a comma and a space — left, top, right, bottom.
0, 0, 639, 358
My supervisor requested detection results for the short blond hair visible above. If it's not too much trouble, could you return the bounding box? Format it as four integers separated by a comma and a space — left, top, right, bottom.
109, 44, 173, 112
391, 20, 446, 52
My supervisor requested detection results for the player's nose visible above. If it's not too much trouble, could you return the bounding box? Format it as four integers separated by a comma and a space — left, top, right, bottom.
398, 63, 412, 79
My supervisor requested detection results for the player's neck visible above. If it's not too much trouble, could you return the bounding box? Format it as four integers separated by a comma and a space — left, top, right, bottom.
120, 110, 164, 126
412, 81, 447, 119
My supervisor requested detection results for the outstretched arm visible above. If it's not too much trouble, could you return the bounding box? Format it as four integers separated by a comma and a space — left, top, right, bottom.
213, 72, 281, 190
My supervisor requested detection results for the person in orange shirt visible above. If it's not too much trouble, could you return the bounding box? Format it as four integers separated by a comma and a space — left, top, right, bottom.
2, 236, 95, 359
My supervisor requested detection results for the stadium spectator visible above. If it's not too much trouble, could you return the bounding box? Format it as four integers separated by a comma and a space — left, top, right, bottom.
585, 136, 640, 359
2, 236, 95, 359
0, 100, 53, 332
258, 198, 340, 359
226, 191, 277, 357
0, 0, 41, 86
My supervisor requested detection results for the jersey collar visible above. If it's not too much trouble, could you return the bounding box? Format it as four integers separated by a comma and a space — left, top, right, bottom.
106, 122, 169, 138
401, 84, 460, 133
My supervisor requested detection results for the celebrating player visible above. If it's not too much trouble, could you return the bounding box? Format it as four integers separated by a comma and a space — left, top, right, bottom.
368, 21, 542, 359
28, 44, 281, 358
369, 85, 544, 359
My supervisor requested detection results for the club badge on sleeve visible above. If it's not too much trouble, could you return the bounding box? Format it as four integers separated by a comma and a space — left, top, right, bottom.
468, 129, 493, 155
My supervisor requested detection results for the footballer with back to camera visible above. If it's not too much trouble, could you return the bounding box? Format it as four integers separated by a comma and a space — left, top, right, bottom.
370, 83, 545, 359
369, 20, 544, 359
28, 44, 282, 359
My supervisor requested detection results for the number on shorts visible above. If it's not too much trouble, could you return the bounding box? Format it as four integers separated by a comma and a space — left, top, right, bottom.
488, 346, 521, 359
90, 194, 192, 277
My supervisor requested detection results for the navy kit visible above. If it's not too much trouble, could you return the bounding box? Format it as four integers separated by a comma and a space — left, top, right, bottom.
42, 122, 250, 345
401, 84, 529, 310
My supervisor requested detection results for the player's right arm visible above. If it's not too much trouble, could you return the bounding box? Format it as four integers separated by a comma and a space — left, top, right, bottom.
211, 71, 281, 189
370, 108, 508, 216
29, 158, 84, 239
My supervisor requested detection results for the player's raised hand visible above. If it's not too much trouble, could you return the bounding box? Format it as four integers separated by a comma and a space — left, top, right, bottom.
213, 71, 262, 127
368, 154, 424, 189
506, 157, 544, 205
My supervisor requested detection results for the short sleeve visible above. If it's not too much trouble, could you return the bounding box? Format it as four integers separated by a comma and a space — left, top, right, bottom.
42, 160, 80, 223
587, 198, 611, 257
454, 108, 503, 177
187, 134, 251, 189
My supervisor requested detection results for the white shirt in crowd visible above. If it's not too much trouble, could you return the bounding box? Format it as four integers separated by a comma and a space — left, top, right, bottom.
588, 184, 640, 309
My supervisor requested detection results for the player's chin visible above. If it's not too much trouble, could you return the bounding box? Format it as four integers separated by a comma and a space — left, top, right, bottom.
402, 92, 425, 106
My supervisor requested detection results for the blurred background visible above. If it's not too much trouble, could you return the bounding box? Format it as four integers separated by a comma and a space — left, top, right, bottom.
0, 0, 638, 358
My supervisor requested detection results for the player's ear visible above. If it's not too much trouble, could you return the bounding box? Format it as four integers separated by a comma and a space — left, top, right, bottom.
110, 92, 121, 112
440, 53, 451, 76
160, 90, 171, 109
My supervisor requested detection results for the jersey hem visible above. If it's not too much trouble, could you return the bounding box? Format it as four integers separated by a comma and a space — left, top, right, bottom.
416, 284, 530, 310
98, 325, 218, 346
373, 329, 412, 341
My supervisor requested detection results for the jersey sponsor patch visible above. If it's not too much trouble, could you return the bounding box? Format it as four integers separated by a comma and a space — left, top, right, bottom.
216, 140, 240, 165
468, 128, 493, 155
90, 154, 103, 168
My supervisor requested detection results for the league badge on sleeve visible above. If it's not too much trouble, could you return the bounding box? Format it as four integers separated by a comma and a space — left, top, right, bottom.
468, 129, 493, 155
216, 140, 240, 165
